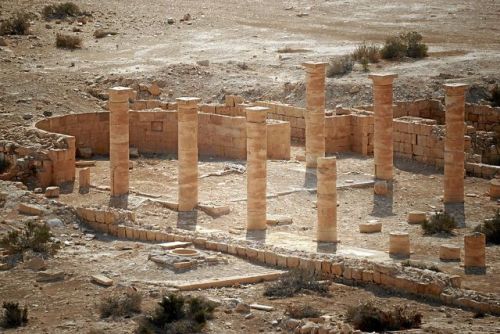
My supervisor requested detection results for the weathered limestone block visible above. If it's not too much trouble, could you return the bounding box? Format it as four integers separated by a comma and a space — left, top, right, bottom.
18, 203, 44, 216
286, 256, 300, 268
408, 211, 426, 224
45, 186, 60, 198
359, 220, 382, 233
79, 167, 90, 193
439, 244, 461, 261
464, 232, 486, 270
490, 178, 500, 199
389, 231, 410, 258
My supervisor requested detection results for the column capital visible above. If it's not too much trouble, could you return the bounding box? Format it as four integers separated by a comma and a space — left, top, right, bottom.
108, 86, 132, 102
246, 106, 268, 123
302, 62, 327, 70
176, 97, 201, 106
443, 83, 468, 95
369, 73, 398, 85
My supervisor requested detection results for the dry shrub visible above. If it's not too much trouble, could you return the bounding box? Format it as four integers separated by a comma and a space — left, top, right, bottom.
99, 289, 142, 318
264, 269, 329, 298
286, 304, 321, 319
0, 302, 28, 329
346, 302, 422, 332
42, 2, 80, 20
326, 55, 353, 77
352, 42, 380, 63
0, 221, 59, 256
0, 12, 30, 36
401, 260, 441, 272
474, 210, 500, 244
421, 210, 457, 235
277, 46, 310, 53
56, 33, 82, 49
381, 31, 428, 60
136, 294, 217, 334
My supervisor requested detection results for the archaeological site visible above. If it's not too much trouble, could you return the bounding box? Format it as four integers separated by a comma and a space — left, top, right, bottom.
1, 0, 499, 333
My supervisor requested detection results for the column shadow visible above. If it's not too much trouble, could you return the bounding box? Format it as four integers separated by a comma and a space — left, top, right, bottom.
371, 192, 394, 217
316, 242, 338, 254
304, 167, 317, 189
246, 230, 267, 243
109, 194, 129, 209
177, 211, 198, 231
444, 203, 465, 228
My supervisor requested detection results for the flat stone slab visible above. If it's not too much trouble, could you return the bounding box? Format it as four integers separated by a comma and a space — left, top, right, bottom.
359, 221, 382, 233
174, 271, 285, 291
266, 215, 293, 226
91, 274, 114, 286
36, 270, 65, 282
159, 241, 192, 250
250, 304, 274, 312
18, 203, 44, 216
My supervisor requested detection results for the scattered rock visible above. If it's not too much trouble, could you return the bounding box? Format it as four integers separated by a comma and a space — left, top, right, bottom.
36, 270, 65, 282
197, 203, 231, 217
91, 274, 114, 286
45, 186, 60, 198
47, 218, 64, 228
43, 110, 53, 117
167, 18, 175, 25
266, 215, 293, 226
297, 13, 309, 17
0, 37, 8, 47
22, 113, 33, 120
24, 256, 47, 271
18, 203, 44, 216
235, 302, 251, 314
250, 303, 274, 312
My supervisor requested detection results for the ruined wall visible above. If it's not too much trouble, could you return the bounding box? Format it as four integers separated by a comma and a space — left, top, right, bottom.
35, 110, 290, 161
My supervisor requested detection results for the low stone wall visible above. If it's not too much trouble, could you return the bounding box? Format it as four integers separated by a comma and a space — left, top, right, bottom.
75, 207, 500, 316
36, 110, 291, 161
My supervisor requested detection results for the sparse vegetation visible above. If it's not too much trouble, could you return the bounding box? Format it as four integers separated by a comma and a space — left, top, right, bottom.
381, 31, 428, 60
326, 55, 353, 77
490, 85, 500, 107
401, 260, 441, 272
277, 47, 311, 53
474, 210, 500, 244
0, 302, 28, 329
352, 42, 380, 63
56, 33, 82, 49
264, 269, 329, 298
421, 210, 457, 235
346, 301, 422, 332
286, 304, 321, 319
42, 2, 81, 20
0, 12, 30, 36
99, 289, 142, 318
0, 221, 59, 256
136, 294, 216, 334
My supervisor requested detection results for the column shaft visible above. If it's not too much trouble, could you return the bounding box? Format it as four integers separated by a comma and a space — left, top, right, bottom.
246, 106, 268, 230
444, 83, 468, 204
109, 87, 131, 197
177, 97, 200, 211
303, 62, 326, 168
317, 157, 337, 242
369, 74, 397, 181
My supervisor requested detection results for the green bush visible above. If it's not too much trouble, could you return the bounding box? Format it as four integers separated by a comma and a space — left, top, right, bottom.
0, 12, 30, 36
42, 2, 80, 20
0, 302, 28, 329
264, 269, 329, 298
56, 33, 82, 49
421, 210, 457, 235
381, 31, 428, 60
346, 302, 422, 332
326, 56, 353, 77
474, 210, 500, 244
0, 221, 59, 256
352, 42, 380, 63
136, 294, 217, 334
99, 289, 142, 318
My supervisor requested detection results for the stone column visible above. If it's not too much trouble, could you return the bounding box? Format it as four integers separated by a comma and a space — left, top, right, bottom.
109, 87, 132, 197
316, 157, 337, 242
389, 231, 410, 258
443, 83, 468, 204
464, 232, 486, 272
79, 167, 90, 194
177, 97, 200, 212
246, 106, 269, 231
369, 73, 398, 181
303, 62, 327, 168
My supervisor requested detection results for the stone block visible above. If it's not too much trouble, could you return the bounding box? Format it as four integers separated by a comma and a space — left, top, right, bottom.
91, 274, 113, 287
359, 220, 382, 233
18, 203, 44, 216
264, 251, 277, 266
45, 186, 60, 198
276, 254, 287, 268
286, 256, 300, 268
362, 270, 374, 283
439, 244, 461, 261
331, 262, 343, 277
408, 211, 426, 224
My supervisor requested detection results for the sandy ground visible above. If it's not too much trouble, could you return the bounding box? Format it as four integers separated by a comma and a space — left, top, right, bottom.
1, 0, 500, 333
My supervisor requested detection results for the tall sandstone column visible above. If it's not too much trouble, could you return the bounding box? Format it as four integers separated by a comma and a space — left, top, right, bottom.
303, 62, 327, 168
177, 97, 200, 211
109, 87, 132, 197
316, 157, 337, 242
246, 106, 269, 231
369, 73, 397, 181
443, 83, 468, 204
